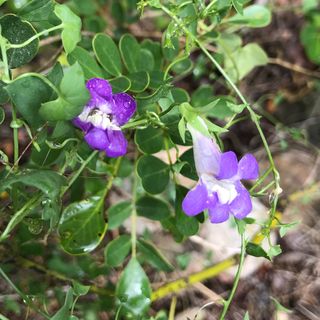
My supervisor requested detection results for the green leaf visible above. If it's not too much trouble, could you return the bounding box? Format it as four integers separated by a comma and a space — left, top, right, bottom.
175, 186, 199, 236
109, 76, 131, 93
0, 81, 9, 104
128, 71, 150, 93
141, 39, 163, 70
104, 235, 131, 267
231, 0, 246, 14
225, 43, 268, 81
137, 156, 170, 194
279, 221, 299, 238
51, 288, 73, 320
138, 49, 155, 72
54, 4, 82, 54
137, 239, 174, 272
0, 0, 6, 6
58, 194, 107, 255
108, 201, 132, 230
270, 297, 292, 313
268, 244, 282, 259
68, 46, 103, 79
135, 127, 164, 154
19, 0, 54, 22
72, 281, 90, 296
246, 242, 270, 260
40, 62, 90, 121
0, 107, 5, 125
93, 33, 122, 76
116, 258, 151, 317
301, 24, 320, 64
171, 88, 190, 103
0, 14, 39, 68
229, 5, 272, 28
243, 311, 250, 320
119, 34, 141, 73
0, 169, 66, 199
5, 76, 52, 127
136, 195, 171, 221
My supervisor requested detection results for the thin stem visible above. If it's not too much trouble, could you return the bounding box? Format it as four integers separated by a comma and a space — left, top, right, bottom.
11, 106, 19, 166
250, 166, 273, 192
0, 267, 50, 319
121, 118, 148, 129
169, 296, 177, 320
131, 155, 138, 258
61, 150, 98, 195
0, 196, 40, 242
14, 73, 60, 94
8, 25, 63, 49
219, 233, 246, 320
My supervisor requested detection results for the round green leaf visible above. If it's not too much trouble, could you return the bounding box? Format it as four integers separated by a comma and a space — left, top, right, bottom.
136, 195, 171, 221
138, 49, 155, 72
93, 33, 122, 76
228, 5, 272, 28
104, 235, 131, 267
127, 71, 150, 93
5, 76, 52, 127
58, 195, 107, 255
137, 155, 169, 194
116, 258, 151, 317
109, 76, 131, 93
301, 24, 320, 64
135, 126, 164, 154
119, 34, 140, 73
68, 46, 104, 79
0, 14, 39, 68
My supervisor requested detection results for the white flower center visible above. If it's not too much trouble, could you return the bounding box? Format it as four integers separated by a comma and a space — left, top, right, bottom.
79, 108, 120, 131
201, 173, 237, 205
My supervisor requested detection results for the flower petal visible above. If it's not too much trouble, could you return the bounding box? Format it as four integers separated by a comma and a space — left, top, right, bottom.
229, 182, 252, 219
112, 93, 137, 126
238, 154, 259, 180
182, 182, 208, 216
105, 129, 128, 157
86, 78, 112, 100
217, 151, 238, 179
73, 117, 91, 132
208, 202, 230, 223
188, 125, 220, 176
84, 128, 109, 150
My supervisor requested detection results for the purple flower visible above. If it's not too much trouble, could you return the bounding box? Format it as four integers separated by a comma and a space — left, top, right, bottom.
73, 78, 136, 157
182, 122, 259, 223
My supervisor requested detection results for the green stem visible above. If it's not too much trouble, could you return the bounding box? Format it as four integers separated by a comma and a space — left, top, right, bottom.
14, 72, 60, 94
0, 313, 10, 320
0, 196, 40, 243
60, 150, 98, 195
8, 25, 63, 49
219, 233, 246, 320
131, 156, 138, 258
11, 106, 19, 166
0, 267, 50, 319
121, 119, 148, 130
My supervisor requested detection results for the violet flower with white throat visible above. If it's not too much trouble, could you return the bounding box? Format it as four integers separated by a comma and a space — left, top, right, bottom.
182, 118, 259, 223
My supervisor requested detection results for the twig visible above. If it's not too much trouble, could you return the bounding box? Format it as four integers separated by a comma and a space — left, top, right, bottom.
269, 57, 320, 79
